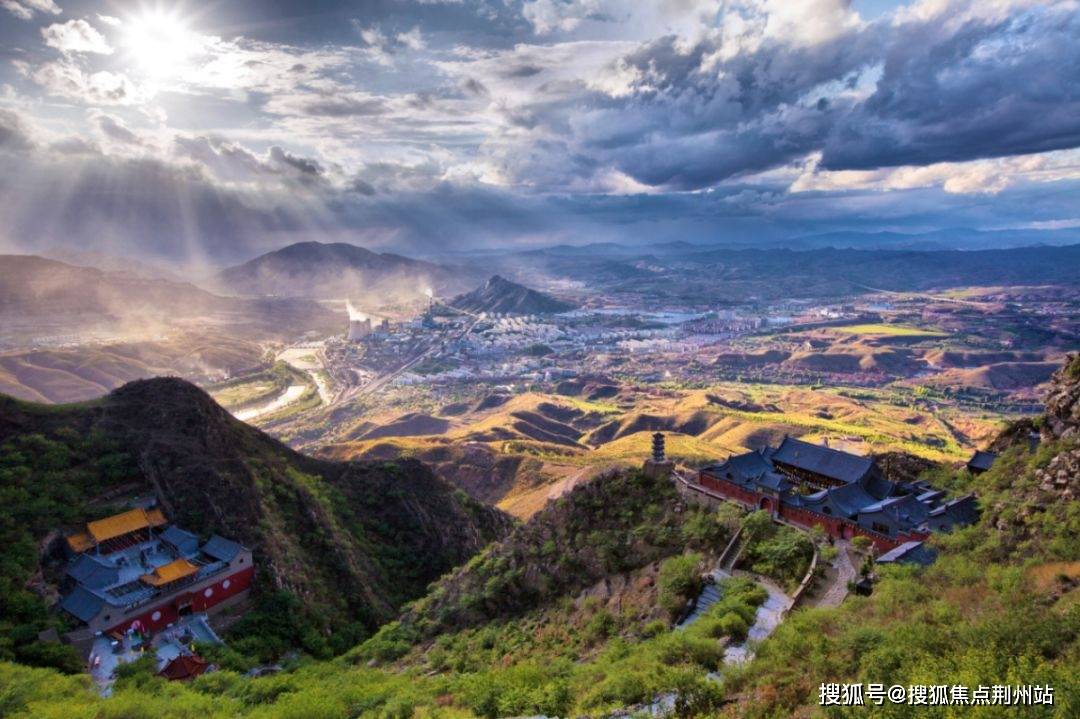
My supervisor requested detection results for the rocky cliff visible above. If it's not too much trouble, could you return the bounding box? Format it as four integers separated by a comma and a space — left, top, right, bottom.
981, 354, 1079, 557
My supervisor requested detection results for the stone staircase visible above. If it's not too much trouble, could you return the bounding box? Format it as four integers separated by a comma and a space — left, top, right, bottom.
676, 578, 725, 629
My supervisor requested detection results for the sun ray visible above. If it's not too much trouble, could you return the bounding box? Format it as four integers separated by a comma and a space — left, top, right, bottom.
120, 5, 201, 81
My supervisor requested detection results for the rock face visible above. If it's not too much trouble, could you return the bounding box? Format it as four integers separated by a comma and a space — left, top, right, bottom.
983, 353, 1079, 554
872, 451, 937, 484
1035, 449, 1079, 504
0, 378, 513, 633
1042, 354, 1080, 440
1031, 354, 1080, 505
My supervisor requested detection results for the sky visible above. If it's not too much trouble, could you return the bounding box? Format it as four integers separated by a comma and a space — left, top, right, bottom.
0, 0, 1078, 265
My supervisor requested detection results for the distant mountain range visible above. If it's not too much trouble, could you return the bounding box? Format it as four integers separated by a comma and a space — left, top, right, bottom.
40, 247, 187, 283
214, 241, 477, 300
451, 275, 578, 315
440, 227, 1080, 266
0, 255, 231, 318
461, 241, 1080, 305
0, 254, 339, 337
782, 227, 1080, 251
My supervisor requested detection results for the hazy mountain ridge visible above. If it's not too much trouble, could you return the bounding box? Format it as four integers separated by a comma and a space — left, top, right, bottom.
461, 243, 1080, 305
0, 254, 339, 330
214, 241, 477, 300
0, 255, 228, 317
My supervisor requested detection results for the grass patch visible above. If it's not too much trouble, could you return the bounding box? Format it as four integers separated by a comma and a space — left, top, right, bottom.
830, 323, 948, 337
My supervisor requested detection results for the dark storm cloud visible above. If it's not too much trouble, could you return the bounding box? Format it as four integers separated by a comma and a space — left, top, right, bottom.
490, 3, 1080, 191
173, 135, 270, 181
460, 77, 490, 97
502, 64, 543, 78
821, 9, 1080, 170
348, 176, 377, 196
2, 104, 1077, 264
172, 135, 326, 187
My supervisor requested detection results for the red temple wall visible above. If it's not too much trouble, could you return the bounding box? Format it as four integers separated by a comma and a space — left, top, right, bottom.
694, 471, 927, 552
107, 565, 254, 635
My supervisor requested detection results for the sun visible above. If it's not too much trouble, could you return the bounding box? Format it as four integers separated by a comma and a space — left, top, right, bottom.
122, 8, 199, 79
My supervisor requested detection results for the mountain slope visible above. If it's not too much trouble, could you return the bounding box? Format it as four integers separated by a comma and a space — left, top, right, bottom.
0, 378, 512, 666
2, 363, 1077, 717
0, 255, 230, 317
0, 254, 340, 336
0, 332, 266, 404
214, 240, 473, 299
385, 468, 734, 640
451, 275, 577, 315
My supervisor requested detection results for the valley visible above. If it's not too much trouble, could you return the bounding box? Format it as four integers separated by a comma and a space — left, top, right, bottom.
192, 248, 1076, 521
0, 240, 1077, 717
3, 3, 1078, 713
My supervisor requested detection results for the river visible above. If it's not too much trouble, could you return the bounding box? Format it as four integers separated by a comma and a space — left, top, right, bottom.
233, 384, 306, 421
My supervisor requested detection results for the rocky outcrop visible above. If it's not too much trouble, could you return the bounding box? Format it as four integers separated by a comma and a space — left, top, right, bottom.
1034, 448, 1079, 503
871, 451, 937, 484
1042, 354, 1080, 440
452, 275, 578, 315
983, 353, 1079, 557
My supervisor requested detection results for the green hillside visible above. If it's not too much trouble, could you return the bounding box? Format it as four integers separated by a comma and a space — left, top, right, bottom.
1, 359, 1077, 717
0, 379, 511, 672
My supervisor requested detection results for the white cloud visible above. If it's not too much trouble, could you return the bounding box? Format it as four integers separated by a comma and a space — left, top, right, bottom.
397, 27, 425, 52
790, 149, 1080, 195
892, 0, 1059, 28
24, 61, 146, 106
42, 19, 114, 55
352, 22, 427, 65
522, 0, 609, 35
1017, 218, 1080, 230
2, 0, 60, 21
1, 1, 32, 19
738, 0, 865, 48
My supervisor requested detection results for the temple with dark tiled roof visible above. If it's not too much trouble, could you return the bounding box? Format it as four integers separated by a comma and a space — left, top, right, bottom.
59, 507, 253, 645
966, 449, 998, 475
694, 439, 977, 554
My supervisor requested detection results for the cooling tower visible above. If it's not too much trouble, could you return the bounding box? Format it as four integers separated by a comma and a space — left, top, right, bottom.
347, 318, 372, 341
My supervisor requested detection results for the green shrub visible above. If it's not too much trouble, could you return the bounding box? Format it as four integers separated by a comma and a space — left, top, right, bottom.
657, 553, 704, 617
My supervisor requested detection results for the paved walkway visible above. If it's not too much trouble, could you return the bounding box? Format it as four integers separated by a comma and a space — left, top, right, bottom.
811, 543, 857, 608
